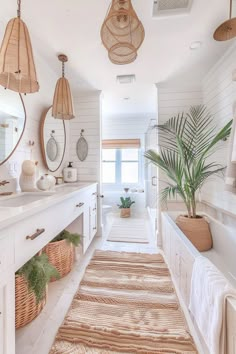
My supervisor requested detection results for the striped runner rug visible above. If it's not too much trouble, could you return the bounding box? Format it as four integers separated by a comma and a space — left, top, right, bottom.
50, 250, 198, 354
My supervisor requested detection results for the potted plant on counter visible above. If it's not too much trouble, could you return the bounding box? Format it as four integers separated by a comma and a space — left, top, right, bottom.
145, 105, 232, 251
15, 253, 59, 329
44, 229, 81, 281
118, 197, 135, 218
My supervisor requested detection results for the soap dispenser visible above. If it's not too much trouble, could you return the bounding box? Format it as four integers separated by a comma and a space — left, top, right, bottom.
63, 162, 77, 183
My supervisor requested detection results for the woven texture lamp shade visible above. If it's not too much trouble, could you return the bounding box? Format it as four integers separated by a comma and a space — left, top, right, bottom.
101, 0, 145, 65
0, 17, 39, 93
52, 77, 75, 120
214, 0, 236, 41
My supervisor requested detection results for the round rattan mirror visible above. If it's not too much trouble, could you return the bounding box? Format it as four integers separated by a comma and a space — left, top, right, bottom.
40, 106, 66, 172
0, 87, 26, 165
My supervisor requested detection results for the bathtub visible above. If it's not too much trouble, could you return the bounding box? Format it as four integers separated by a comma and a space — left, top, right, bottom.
161, 211, 236, 354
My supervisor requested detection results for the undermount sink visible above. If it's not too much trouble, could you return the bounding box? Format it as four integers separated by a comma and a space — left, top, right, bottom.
55, 182, 87, 189
0, 193, 54, 207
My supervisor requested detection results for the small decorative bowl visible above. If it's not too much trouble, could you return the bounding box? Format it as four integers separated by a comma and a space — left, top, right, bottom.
124, 188, 129, 193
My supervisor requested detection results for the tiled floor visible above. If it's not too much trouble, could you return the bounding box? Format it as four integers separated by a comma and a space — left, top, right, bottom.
15, 213, 161, 354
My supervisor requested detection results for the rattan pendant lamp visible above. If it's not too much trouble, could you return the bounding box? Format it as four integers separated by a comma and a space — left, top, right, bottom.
214, 0, 236, 41
101, 0, 145, 65
52, 54, 75, 120
0, 0, 39, 93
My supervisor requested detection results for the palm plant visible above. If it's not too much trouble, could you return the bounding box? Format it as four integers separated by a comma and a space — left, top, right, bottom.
145, 105, 232, 218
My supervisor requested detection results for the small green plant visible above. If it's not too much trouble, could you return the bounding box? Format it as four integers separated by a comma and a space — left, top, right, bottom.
117, 197, 135, 209
17, 253, 60, 303
51, 229, 81, 247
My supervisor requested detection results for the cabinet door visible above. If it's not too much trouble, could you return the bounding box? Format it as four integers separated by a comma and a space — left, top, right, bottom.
0, 270, 15, 354
90, 199, 97, 240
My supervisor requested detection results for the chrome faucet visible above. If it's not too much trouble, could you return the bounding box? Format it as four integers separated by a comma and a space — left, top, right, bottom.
55, 176, 64, 185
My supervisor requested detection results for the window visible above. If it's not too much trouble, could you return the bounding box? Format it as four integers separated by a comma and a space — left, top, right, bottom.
102, 149, 116, 183
102, 148, 140, 185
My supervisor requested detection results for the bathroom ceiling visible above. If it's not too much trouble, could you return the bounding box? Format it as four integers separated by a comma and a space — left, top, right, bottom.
0, 0, 233, 115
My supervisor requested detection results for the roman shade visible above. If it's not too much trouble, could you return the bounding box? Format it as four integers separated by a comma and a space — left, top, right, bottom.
102, 139, 141, 149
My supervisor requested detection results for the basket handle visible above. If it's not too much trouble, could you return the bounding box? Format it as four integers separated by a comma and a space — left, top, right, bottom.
26, 228, 45, 240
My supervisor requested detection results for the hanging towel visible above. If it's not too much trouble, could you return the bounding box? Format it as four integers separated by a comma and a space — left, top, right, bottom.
189, 256, 236, 354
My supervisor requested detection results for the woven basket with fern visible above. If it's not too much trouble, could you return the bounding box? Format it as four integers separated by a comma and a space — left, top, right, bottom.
44, 230, 81, 281
15, 253, 59, 329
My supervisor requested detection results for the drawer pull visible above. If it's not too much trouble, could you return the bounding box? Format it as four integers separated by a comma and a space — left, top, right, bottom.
93, 207, 97, 211
93, 227, 97, 230
26, 228, 45, 241
76, 202, 84, 208
92, 192, 97, 196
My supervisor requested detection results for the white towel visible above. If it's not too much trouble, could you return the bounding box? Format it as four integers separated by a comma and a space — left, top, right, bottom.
189, 256, 236, 354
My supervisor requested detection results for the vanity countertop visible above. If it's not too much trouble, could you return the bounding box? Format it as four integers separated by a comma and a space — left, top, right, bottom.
0, 182, 97, 232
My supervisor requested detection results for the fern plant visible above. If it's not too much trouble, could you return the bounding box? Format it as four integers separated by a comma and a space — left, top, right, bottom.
51, 229, 81, 247
145, 105, 232, 218
17, 253, 60, 303
117, 197, 135, 209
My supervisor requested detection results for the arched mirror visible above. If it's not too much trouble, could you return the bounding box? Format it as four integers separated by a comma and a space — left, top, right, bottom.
40, 106, 66, 172
0, 87, 26, 165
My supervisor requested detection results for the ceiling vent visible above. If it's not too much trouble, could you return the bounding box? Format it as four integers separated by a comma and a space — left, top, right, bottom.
153, 0, 193, 17
116, 74, 136, 84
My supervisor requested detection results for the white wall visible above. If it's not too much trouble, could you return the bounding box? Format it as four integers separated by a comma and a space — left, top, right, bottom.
69, 92, 102, 183
201, 42, 236, 206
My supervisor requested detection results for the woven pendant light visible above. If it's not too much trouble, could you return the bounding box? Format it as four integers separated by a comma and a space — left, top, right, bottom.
52, 54, 75, 120
214, 0, 236, 41
0, 0, 39, 93
101, 0, 145, 65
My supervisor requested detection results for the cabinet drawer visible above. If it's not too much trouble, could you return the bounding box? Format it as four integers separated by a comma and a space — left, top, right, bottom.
14, 197, 87, 271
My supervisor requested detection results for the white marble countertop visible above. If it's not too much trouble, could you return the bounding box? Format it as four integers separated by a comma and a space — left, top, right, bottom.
0, 182, 97, 232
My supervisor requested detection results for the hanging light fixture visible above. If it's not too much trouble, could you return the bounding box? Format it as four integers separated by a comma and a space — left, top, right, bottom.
214, 0, 236, 41
52, 54, 75, 120
0, 0, 39, 93
101, 0, 145, 65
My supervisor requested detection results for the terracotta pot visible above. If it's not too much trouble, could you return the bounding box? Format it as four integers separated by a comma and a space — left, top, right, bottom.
176, 215, 213, 252
120, 208, 131, 218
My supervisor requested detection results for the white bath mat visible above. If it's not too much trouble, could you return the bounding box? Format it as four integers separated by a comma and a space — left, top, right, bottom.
107, 217, 149, 243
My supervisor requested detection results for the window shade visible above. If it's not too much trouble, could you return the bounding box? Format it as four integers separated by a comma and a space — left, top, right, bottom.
102, 139, 141, 149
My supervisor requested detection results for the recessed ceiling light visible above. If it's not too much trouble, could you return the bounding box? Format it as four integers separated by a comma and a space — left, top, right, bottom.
123, 97, 130, 100
190, 41, 202, 50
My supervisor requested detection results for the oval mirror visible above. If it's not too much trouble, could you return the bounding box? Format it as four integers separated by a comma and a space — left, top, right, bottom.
40, 106, 66, 172
0, 87, 26, 165
76, 130, 88, 162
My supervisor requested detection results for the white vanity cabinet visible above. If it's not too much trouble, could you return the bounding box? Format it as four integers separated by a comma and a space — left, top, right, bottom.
162, 213, 195, 305
0, 231, 15, 354
0, 182, 98, 354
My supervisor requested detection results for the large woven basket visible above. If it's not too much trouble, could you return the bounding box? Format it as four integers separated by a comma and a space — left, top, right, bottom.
15, 275, 47, 329
176, 215, 213, 252
44, 239, 75, 281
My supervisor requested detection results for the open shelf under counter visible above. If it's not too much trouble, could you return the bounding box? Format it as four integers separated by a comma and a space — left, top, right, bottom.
15, 237, 101, 354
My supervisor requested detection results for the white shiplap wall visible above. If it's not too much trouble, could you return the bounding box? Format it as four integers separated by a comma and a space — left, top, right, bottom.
201, 41, 236, 204
69, 91, 102, 182
157, 86, 203, 124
